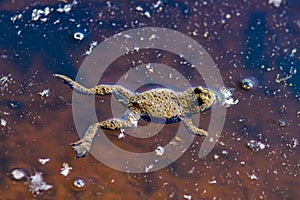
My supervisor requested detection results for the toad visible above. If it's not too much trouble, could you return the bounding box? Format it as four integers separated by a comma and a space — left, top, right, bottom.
53, 74, 218, 158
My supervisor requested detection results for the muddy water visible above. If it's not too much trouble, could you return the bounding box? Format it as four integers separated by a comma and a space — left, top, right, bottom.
1, 0, 300, 199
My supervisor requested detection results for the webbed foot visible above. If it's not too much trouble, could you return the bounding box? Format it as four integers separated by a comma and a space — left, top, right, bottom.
70, 139, 91, 158
53, 74, 95, 95
53, 74, 75, 89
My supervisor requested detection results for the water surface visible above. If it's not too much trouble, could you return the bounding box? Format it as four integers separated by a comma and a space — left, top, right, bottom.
0, 0, 299, 199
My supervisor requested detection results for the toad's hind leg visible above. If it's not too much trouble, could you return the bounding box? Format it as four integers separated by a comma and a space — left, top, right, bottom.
53, 74, 134, 98
180, 117, 208, 136
53, 74, 95, 94
71, 109, 140, 158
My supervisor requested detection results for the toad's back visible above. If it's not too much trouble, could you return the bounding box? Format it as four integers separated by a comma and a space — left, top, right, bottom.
132, 88, 182, 119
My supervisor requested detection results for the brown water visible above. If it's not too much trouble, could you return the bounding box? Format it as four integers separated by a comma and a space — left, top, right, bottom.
0, 0, 300, 199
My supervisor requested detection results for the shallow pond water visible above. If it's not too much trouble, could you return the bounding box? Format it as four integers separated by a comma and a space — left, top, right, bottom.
0, 0, 300, 199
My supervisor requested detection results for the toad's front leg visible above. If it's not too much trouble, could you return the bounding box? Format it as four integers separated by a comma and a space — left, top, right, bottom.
180, 116, 208, 136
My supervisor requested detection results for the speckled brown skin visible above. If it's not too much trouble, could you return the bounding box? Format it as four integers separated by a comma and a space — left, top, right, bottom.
54, 74, 217, 158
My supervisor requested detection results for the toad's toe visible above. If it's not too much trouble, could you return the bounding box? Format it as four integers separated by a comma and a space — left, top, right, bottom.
70, 140, 91, 158
70, 140, 83, 146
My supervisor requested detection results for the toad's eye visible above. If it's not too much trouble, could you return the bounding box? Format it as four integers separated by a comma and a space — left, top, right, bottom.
197, 97, 204, 105
194, 86, 203, 94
